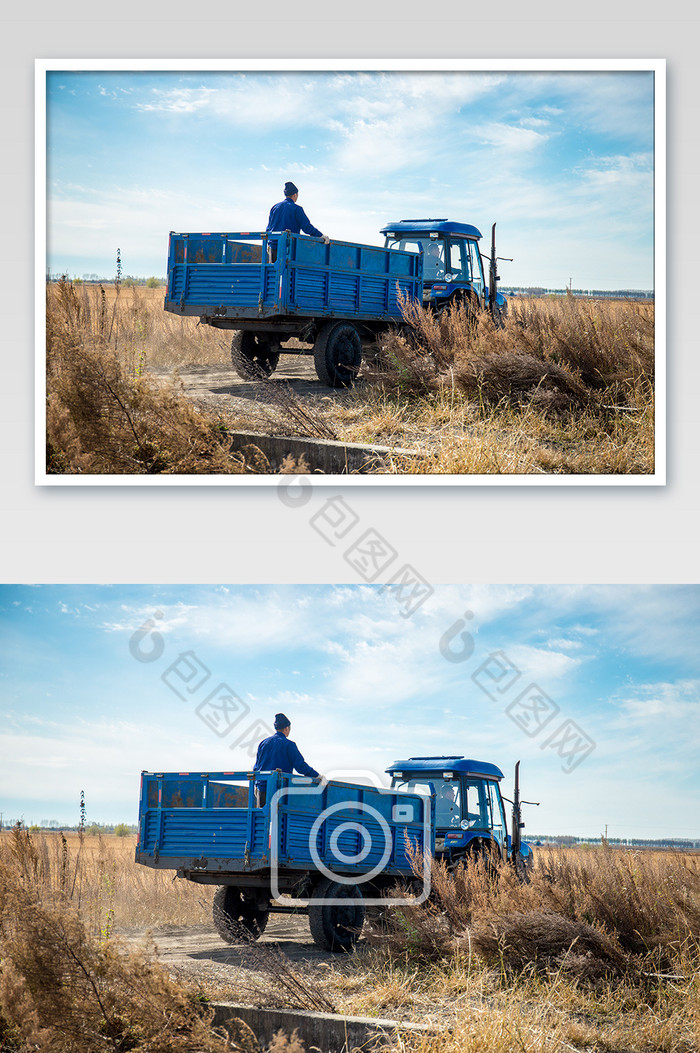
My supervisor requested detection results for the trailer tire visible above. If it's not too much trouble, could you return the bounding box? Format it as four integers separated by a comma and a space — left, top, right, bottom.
308, 878, 365, 952
313, 322, 362, 388
231, 331, 280, 379
212, 885, 269, 944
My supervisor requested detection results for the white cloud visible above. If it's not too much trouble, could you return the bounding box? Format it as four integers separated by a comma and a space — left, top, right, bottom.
544, 637, 585, 652
615, 680, 700, 728
135, 87, 218, 114
470, 122, 549, 152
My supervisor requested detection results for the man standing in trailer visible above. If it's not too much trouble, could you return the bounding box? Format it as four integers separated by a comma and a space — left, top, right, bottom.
266, 182, 329, 260
253, 712, 320, 804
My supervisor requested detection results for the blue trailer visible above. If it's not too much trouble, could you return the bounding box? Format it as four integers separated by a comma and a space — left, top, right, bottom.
135, 769, 432, 951
164, 231, 423, 387
135, 758, 533, 951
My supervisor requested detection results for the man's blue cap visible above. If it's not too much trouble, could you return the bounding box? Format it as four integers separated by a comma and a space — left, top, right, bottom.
274, 712, 291, 730
284, 182, 298, 197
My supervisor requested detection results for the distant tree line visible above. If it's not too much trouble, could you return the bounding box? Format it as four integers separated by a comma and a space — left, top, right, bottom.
46, 273, 164, 287
1, 820, 137, 836
503, 287, 654, 301
529, 833, 700, 850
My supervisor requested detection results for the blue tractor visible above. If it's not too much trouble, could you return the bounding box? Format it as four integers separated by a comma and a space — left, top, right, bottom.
386, 756, 535, 875
380, 219, 509, 324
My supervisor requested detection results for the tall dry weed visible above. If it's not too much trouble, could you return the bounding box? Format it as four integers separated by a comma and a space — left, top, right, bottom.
371, 846, 700, 977
0, 830, 213, 933
369, 295, 654, 415
46, 279, 252, 474
47, 281, 228, 370
0, 826, 233, 1053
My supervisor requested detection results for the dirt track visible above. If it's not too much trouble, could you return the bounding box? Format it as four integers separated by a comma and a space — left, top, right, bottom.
121, 915, 350, 992
149, 354, 345, 420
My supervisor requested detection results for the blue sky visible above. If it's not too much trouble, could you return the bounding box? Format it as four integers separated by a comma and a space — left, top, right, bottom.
1, 585, 697, 838
45, 67, 656, 289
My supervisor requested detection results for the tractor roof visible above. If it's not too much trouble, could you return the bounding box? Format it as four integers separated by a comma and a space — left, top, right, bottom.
386, 756, 504, 780
380, 219, 482, 240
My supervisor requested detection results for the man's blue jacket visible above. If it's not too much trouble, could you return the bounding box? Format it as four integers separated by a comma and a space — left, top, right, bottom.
254, 730, 319, 779
266, 198, 323, 239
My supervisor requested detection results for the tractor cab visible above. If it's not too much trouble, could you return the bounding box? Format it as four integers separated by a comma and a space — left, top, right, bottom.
386, 755, 530, 868
380, 219, 508, 322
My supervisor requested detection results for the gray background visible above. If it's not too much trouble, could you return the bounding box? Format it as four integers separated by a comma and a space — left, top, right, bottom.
3, 3, 696, 585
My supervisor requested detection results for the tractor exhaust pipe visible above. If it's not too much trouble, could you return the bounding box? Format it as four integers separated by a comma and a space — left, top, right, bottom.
489, 223, 499, 323
511, 759, 523, 860
509, 762, 539, 879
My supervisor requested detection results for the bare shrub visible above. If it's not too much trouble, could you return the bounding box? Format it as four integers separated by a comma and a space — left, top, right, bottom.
369, 295, 654, 415
229, 941, 337, 1015
369, 847, 700, 978
0, 828, 232, 1053
46, 280, 254, 474
468, 910, 626, 979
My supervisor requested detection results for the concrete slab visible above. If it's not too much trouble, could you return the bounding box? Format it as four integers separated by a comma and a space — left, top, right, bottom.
228, 430, 423, 474
212, 1001, 435, 1052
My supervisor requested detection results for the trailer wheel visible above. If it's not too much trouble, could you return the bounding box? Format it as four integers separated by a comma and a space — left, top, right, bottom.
231, 331, 280, 379
313, 322, 362, 388
308, 878, 365, 952
212, 886, 269, 944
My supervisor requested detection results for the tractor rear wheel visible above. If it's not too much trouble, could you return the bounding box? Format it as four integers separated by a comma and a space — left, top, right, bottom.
231, 331, 280, 379
313, 321, 362, 388
308, 878, 365, 952
213, 885, 269, 944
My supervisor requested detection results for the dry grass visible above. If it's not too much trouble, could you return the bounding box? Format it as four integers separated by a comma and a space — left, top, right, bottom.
0, 826, 237, 1053
368, 294, 654, 405
45, 280, 258, 474
338, 958, 700, 1052
368, 845, 700, 974
3, 830, 698, 1052
334, 386, 654, 474
45, 282, 656, 475
0, 830, 213, 933
54, 282, 230, 368
335, 847, 700, 1052
0, 828, 327, 1052
352, 294, 656, 474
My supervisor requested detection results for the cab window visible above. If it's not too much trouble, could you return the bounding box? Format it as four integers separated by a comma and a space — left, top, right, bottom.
448, 240, 468, 280
466, 240, 484, 291
486, 781, 506, 843
385, 236, 445, 280
463, 780, 488, 827
393, 776, 460, 825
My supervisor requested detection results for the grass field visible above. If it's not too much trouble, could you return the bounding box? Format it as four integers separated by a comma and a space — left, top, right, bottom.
1, 829, 697, 1051
45, 281, 655, 476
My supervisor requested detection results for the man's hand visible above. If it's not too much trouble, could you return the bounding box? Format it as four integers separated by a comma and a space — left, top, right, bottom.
315, 775, 328, 788
321, 235, 331, 245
